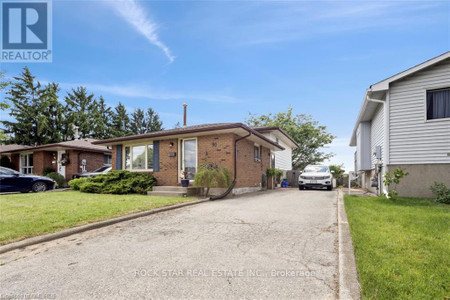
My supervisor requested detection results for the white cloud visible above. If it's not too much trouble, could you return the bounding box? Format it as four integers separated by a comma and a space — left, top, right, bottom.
107, 0, 174, 63
51, 81, 241, 104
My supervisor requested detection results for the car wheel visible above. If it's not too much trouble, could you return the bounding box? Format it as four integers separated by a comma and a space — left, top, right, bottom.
32, 181, 48, 192
327, 185, 332, 191
299, 186, 304, 190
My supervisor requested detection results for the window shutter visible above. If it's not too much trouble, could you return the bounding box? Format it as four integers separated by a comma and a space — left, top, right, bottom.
153, 141, 160, 172
116, 145, 122, 170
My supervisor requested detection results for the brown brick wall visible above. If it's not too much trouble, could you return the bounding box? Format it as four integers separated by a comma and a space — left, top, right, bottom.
197, 133, 235, 178
65, 150, 107, 179
10, 154, 20, 171
154, 139, 179, 186
33, 151, 55, 175
235, 138, 270, 188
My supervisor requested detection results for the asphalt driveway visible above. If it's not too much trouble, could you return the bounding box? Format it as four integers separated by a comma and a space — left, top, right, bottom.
0, 189, 338, 299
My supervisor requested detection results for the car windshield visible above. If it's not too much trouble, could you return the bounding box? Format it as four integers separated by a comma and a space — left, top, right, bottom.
93, 166, 110, 172
303, 166, 329, 173
0, 167, 19, 175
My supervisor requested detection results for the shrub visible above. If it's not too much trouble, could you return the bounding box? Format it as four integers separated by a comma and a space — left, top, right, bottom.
68, 170, 157, 194
383, 168, 409, 200
80, 182, 103, 193
0, 155, 15, 169
69, 177, 88, 191
430, 182, 450, 204
194, 163, 232, 196
45, 172, 66, 188
42, 167, 55, 176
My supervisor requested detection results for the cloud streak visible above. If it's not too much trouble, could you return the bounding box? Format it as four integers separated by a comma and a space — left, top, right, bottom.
108, 0, 174, 63
47, 81, 241, 104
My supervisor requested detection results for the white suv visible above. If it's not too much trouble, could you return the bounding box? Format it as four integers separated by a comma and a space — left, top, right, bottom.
298, 165, 333, 191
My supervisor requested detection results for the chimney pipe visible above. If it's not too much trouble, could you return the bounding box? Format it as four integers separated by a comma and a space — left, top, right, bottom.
183, 103, 187, 127
73, 125, 79, 140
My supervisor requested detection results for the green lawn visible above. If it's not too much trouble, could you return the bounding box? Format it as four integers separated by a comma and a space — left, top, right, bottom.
344, 195, 450, 299
0, 191, 196, 245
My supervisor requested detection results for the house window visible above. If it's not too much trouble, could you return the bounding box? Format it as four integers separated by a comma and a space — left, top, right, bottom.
104, 154, 112, 165
426, 88, 450, 120
275, 138, 279, 144
20, 153, 33, 174
132, 145, 146, 169
125, 146, 131, 169
254, 145, 261, 161
147, 144, 153, 169
271, 153, 275, 168
124, 143, 154, 171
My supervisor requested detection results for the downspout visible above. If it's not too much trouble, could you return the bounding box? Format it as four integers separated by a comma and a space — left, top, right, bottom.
209, 132, 252, 200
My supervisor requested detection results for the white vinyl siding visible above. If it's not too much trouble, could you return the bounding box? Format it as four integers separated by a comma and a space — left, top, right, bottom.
389, 58, 450, 164
274, 139, 292, 171
356, 122, 371, 170
260, 132, 293, 171
370, 104, 384, 168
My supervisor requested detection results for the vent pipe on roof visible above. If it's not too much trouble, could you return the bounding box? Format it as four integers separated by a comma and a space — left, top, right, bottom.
183, 103, 187, 127
73, 125, 80, 140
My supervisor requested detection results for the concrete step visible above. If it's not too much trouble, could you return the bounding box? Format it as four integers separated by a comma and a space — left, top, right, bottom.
147, 191, 188, 197
152, 186, 202, 196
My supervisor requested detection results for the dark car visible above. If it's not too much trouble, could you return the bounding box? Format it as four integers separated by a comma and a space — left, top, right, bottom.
72, 166, 112, 179
0, 167, 56, 193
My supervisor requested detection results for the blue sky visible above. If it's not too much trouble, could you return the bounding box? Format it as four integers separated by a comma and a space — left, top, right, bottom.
1, 0, 449, 171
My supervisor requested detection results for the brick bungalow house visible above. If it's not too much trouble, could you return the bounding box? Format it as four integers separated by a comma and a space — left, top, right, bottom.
0, 139, 112, 180
93, 123, 294, 195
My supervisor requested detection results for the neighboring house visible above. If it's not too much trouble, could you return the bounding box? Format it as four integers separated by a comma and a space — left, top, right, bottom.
252, 126, 298, 174
93, 123, 291, 195
350, 52, 450, 197
0, 139, 112, 180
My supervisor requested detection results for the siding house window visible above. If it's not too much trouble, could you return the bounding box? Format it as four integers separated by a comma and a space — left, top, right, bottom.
104, 154, 112, 165
254, 145, 261, 161
426, 88, 450, 120
20, 153, 33, 174
124, 144, 154, 171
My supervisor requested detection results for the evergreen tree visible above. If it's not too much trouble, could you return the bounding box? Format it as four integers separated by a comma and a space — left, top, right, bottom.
42, 83, 64, 143
145, 108, 163, 132
111, 102, 130, 137
130, 108, 147, 135
92, 96, 113, 139
0, 71, 11, 142
3, 67, 47, 145
64, 87, 96, 139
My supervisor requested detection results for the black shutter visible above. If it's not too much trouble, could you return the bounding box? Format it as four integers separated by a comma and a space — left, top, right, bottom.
116, 145, 122, 170
153, 141, 160, 172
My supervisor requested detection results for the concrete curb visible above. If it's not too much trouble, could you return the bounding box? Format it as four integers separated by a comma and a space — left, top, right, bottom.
337, 189, 361, 299
0, 198, 210, 255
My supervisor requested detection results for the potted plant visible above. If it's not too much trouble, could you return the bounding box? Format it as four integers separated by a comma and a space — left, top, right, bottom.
180, 170, 190, 187
266, 167, 276, 190
275, 169, 283, 187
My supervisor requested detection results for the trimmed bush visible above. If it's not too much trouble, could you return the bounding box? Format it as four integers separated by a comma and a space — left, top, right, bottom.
430, 182, 450, 204
69, 177, 88, 191
42, 167, 55, 176
68, 170, 157, 194
45, 172, 66, 188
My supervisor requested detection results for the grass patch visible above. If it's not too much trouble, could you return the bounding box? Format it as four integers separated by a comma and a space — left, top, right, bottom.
0, 191, 196, 245
344, 195, 449, 299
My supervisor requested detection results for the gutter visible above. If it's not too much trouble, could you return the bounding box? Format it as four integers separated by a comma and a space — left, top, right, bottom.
209, 132, 251, 200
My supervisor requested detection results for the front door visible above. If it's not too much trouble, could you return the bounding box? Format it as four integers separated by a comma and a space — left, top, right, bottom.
181, 138, 197, 180
57, 150, 66, 178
